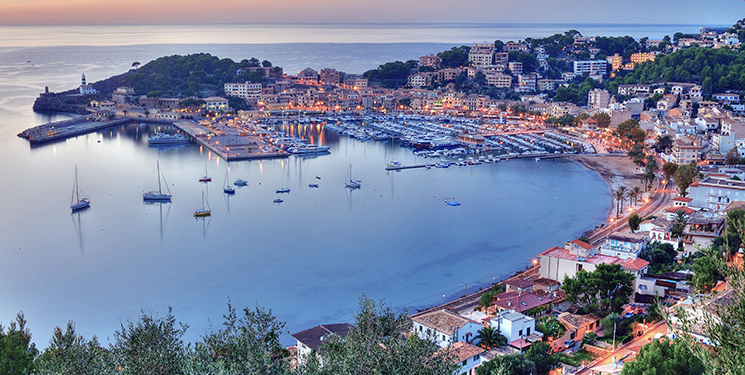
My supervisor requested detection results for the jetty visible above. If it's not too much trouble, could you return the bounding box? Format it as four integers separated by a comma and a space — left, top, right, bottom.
385, 164, 432, 171
17, 117, 132, 144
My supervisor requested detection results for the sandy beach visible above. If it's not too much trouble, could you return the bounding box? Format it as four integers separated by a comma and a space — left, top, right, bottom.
566, 154, 646, 216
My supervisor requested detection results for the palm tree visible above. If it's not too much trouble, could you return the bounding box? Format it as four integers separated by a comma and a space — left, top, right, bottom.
615, 186, 628, 217
631, 186, 642, 206
475, 326, 507, 349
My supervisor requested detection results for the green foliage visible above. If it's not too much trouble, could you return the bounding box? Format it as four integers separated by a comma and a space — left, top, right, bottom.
628, 212, 642, 233
674, 161, 700, 196
561, 263, 635, 314
475, 326, 507, 349
591, 112, 611, 128
127, 54, 272, 98
178, 98, 206, 108
726, 147, 741, 165
691, 248, 724, 293
525, 341, 559, 375
662, 161, 678, 181
594, 36, 640, 59
610, 47, 745, 95
437, 46, 471, 68
535, 315, 565, 340
640, 241, 678, 274
110, 307, 189, 375
724, 208, 745, 255
671, 210, 688, 239
508, 51, 537, 72
189, 302, 290, 374
552, 76, 602, 106
227, 96, 249, 111
476, 353, 536, 375
524, 30, 582, 58
620, 338, 703, 375
363, 60, 417, 88
34, 321, 112, 375
299, 295, 458, 375
0, 312, 38, 375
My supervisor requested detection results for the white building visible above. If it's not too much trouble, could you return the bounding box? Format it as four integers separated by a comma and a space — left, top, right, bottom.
516, 73, 537, 93
224, 81, 263, 100
489, 309, 541, 345
411, 309, 482, 348
446, 342, 485, 375
598, 232, 647, 260
468, 43, 495, 67
687, 176, 745, 210
204, 96, 229, 111
291, 323, 352, 366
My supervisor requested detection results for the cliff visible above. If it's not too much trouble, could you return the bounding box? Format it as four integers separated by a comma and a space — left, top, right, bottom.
32, 71, 132, 114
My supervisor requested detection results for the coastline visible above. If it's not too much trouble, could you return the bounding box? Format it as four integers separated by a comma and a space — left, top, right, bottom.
566, 154, 644, 217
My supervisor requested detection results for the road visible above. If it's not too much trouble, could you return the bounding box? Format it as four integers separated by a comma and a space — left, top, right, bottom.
575, 320, 668, 375
586, 177, 676, 245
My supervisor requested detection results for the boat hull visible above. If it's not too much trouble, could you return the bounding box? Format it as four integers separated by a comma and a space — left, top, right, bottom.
143, 193, 172, 201
194, 210, 211, 217
71, 198, 90, 212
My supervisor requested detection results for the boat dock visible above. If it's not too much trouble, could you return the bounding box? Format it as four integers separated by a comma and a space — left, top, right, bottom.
171, 120, 289, 161
18, 117, 132, 144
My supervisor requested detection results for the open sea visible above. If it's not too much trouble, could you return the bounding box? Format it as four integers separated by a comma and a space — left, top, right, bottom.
0, 23, 697, 346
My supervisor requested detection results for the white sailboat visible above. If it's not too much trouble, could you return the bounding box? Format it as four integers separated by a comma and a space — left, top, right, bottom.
199, 163, 211, 182
70, 165, 90, 212
194, 191, 211, 217
143, 161, 172, 201
344, 164, 361, 189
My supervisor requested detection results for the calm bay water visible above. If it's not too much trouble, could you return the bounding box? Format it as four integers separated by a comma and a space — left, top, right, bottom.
0, 23, 632, 346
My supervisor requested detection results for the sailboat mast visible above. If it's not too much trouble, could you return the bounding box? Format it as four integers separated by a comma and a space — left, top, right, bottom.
157, 161, 162, 194
72, 165, 79, 204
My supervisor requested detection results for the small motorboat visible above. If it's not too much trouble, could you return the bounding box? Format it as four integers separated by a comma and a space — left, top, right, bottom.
273, 198, 283, 203
234, 178, 248, 186
447, 201, 461, 206
276, 187, 290, 193
309, 183, 319, 188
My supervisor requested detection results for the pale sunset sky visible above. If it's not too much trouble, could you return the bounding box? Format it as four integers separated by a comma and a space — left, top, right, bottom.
0, 0, 742, 25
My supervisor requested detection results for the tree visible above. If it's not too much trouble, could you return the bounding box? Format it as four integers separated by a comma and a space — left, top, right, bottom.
34, 321, 111, 375
674, 161, 700, 196
535, 315, 565, 340
475, 326, 507, 349
628, 212, 642, 233
662, 162, 679, 182
110, 308, 189, 375
476, 353, 536, 375
525, 342, 559, 375
631, 186, 643, 206
671, 209, 688, 239
628, 143, 647, 166
655, 135, 674, 153
299, 295, 458, 375
726, 147, 741, 165
591, 112, 611, 128
190, 302, 290, 374
437, 46, 471, 68
673, 253, 745, 374
0, 312, 38, 375
621, 337, 703, 375
615, 186, 628, 217
639, 241, 677, 274
691, 248, 723, 293
561, 263, 635, 314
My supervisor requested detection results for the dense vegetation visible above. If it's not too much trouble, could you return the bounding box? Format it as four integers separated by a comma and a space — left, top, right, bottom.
362, 60, 417, 89
127, 54, 275, 98
610, 47, 745, 95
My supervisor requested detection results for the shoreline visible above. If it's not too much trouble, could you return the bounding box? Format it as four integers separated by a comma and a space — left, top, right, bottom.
566, 154, 645, 219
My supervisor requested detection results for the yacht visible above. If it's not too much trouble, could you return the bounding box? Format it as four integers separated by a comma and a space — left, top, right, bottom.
148, 133, 189, 145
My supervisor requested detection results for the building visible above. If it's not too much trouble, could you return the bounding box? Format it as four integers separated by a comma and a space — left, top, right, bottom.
490, 290, 554, 315
419, 54, 442, 69
411, 309, 482, 348
78, 73, 98, 95
713, 93, 740, 105
573, 60, 608, 76
112, 86, 135, 104
224, 82, 263, 99
320, 68, 343, 86
537, 79, 555, 91
204, 97, 229, 111
468, 43, 495, 67
538, 240, 649, 283
516, 73, 537, 93
489, 310, 542, 346
296, 67, 319, 84
607, 54, 623, 71
588, 89, 611, 109
445, 342, 485, 375
688, 176, 745, 210
630, 52, 657, 65
487, 73, 512, 88
618, 84, 651, 96
494, 52, 510, 64
408, 73, 433, 88
682, 211, 725, 256
598, 232, 647, 260
504, 42, 529, 53
291, 323, 352, 366
672, 136, 703, 164
508, 62, 523, 75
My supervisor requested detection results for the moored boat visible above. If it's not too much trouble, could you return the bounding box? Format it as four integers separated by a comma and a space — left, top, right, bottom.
288, 144, 331, 154
70, 165, 90, 212
148, 133, 189, 145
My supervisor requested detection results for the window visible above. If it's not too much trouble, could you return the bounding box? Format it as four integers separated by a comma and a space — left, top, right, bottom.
519, 329, 523, 336
639, 285, 648, 291
462, 360, 468, 366
527, 327, 531, 335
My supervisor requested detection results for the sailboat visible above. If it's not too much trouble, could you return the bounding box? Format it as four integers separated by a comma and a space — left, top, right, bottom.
344, 164, 361, 189
194, 191, 211, 217
223, 170, 235, 194
199, 164, 211, 182
143, 161, 172, 201
70, 165, 90, 212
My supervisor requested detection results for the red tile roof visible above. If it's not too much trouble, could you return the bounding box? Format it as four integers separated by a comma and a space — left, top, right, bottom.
620, 257, 650, 271
673, 196, 693, 202
493, 291, 553, 313
569, 239, 594, 250
446, 341, 486, 363
667, 206, 695, 215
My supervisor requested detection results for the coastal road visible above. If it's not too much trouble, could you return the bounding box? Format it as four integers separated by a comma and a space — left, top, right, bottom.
586, 177, 675, 245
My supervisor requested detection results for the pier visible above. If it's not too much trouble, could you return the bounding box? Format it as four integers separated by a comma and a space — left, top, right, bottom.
385, 164, 432, 171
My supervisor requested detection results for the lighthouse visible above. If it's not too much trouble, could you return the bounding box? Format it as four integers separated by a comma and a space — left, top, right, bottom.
79, 73, 98, 95
81, 73, 87, 86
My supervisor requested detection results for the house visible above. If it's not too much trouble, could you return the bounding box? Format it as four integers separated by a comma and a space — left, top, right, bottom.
204, 97, 229, 111
672, 136, 703, 164
588, 89, 611, 109
682, 211, 725, 256
505, 278, 534, 294
444, 341, 485, 375
598, 232, 647, 260
469, 43, 495, 67
667, 288, 736, 345
489, 309, 543, 347
411, 309, 483, 348
639, 217, 676, 247
291, 323, 353, 366
489, 290, 554, 316
556, 312, 600, 342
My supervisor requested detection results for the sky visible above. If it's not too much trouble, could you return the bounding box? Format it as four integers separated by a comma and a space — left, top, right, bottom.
0, 0, 742, 25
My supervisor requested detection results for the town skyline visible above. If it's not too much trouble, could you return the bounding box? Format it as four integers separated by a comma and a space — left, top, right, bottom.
0, 0, 742, 26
